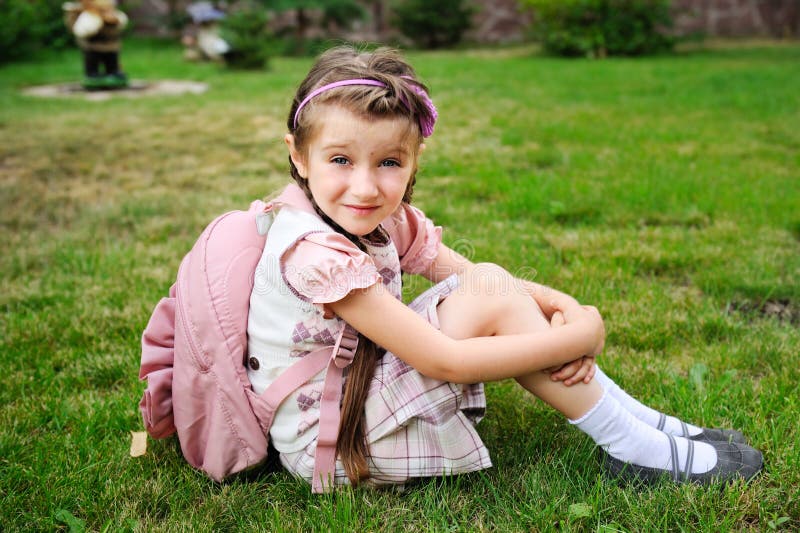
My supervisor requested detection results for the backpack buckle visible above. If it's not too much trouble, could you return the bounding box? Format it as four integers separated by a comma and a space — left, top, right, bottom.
255, 210, 274, 235
332, 324, 358, 369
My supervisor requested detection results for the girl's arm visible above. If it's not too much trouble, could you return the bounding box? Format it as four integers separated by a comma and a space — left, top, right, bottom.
419, 242, 471, 283
328, 281, 604, 384
415, 242, 602, 384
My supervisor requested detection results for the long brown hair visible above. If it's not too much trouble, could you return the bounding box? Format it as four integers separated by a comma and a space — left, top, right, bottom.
286, 46, 435, 485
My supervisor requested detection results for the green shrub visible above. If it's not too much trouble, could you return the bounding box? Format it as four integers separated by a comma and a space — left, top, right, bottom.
269, 0, 366, 57
1, 0, 74, 64
220, 4, 275, 69
318, 0, 367, 29
392, 0, 475, 49
522, 0, 675, 57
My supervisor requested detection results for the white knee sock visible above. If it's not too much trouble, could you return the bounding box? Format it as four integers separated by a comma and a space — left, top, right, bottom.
570, 390, 717, 473
593, 366, 702, 437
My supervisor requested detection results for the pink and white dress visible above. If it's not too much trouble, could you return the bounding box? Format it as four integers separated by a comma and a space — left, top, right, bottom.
246, 184, 491, 486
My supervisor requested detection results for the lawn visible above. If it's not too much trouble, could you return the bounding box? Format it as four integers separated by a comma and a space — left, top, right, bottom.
1, 38, 798, 531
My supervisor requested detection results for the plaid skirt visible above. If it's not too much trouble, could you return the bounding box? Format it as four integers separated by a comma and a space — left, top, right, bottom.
280, 274, 492, 486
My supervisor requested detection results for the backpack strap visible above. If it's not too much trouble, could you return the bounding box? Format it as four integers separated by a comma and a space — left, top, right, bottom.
252, 324, 358, 493
253, 348, 331, 430
311, 324, 359, 493
139, 283, 178, 439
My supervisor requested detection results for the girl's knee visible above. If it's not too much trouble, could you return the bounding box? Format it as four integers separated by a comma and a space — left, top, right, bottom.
455, 262, 548, 333
461, 262, 519, 297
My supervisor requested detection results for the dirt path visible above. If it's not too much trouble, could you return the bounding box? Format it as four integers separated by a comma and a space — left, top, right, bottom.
22, 80, 208, 101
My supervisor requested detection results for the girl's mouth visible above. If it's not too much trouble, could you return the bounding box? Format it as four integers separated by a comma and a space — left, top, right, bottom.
345, 205, 379, 216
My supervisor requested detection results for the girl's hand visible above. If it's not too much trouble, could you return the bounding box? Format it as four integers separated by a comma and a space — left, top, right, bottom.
580, 305, 605, 357
547, 356, 596, 385
550, 310, 565, 328
544, 309, 598, 384
545, 303, 604, 383
554, 303, 605, 357
543, 309, 570, 373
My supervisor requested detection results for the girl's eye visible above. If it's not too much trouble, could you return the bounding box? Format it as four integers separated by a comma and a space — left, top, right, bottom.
380, 159, 400, 167
331, 156, 349, 165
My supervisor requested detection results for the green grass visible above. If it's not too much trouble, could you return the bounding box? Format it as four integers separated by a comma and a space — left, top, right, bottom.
2, 38, 799, 531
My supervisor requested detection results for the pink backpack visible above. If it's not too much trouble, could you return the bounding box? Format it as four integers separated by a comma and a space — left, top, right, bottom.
138, 200, 357, 493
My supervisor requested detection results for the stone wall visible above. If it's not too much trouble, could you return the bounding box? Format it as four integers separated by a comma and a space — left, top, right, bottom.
467, 0, 532, 43
125, 0, 800, 41
505, 0, 800, 41
672, 0, 800, 38
126, 0, 186, 36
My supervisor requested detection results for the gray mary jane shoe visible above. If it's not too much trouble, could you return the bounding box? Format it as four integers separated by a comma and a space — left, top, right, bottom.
656, 414, 747, 445
601, 435, 763, 486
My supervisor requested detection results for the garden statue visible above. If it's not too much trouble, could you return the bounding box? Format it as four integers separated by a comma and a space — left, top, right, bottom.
63, 0, 129, 90
182, 2, 231, 63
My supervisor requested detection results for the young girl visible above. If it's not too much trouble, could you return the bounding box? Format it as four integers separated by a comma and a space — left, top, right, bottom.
245, 45, 763, 489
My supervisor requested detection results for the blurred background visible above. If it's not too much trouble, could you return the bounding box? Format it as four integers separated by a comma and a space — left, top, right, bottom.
4, 0, 799, 67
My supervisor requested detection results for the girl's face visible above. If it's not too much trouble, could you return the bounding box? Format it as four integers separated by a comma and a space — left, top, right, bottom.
286, 105, 420, 237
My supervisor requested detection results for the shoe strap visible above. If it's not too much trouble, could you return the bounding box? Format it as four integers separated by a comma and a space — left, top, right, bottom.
683, 438, 695, 482
657, 412, 667, 431
667, 434, 679, 481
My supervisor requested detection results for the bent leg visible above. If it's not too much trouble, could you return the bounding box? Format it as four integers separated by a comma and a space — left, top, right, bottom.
435, 265, 759, 482
436, 263, 602, 419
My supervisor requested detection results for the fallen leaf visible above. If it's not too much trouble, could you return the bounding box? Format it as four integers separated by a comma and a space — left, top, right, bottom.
130, 431, 147, 457
689, 362, 708, 392
598, 523, 625, 532
568, 502, 592, 519
54, 509, 86, 532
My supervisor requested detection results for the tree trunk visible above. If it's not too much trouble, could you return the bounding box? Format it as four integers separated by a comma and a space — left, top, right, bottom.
296, 8, 309, 40
373, 0, 385, 33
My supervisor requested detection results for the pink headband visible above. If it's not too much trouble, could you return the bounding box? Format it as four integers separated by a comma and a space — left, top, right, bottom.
292, 78, 438, 137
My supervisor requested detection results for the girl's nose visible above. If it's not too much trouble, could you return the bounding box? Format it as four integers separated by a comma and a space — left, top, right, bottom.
349, 167, 379, 199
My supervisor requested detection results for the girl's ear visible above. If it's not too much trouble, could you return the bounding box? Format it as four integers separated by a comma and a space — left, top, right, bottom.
419, 143, 426, 154
285, 134, 307, 178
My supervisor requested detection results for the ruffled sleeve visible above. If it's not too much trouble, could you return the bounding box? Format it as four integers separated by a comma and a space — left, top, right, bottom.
383, 203, 442, 275
282, 232, 382, 306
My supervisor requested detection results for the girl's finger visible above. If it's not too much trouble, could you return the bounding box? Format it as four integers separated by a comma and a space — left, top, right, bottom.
550, 363, 574, 380
566, 357, 593, 386
544, 364, 563, 374
584, 361, 597, 383
550, 310, 565, 327
551, 359, 581, 382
